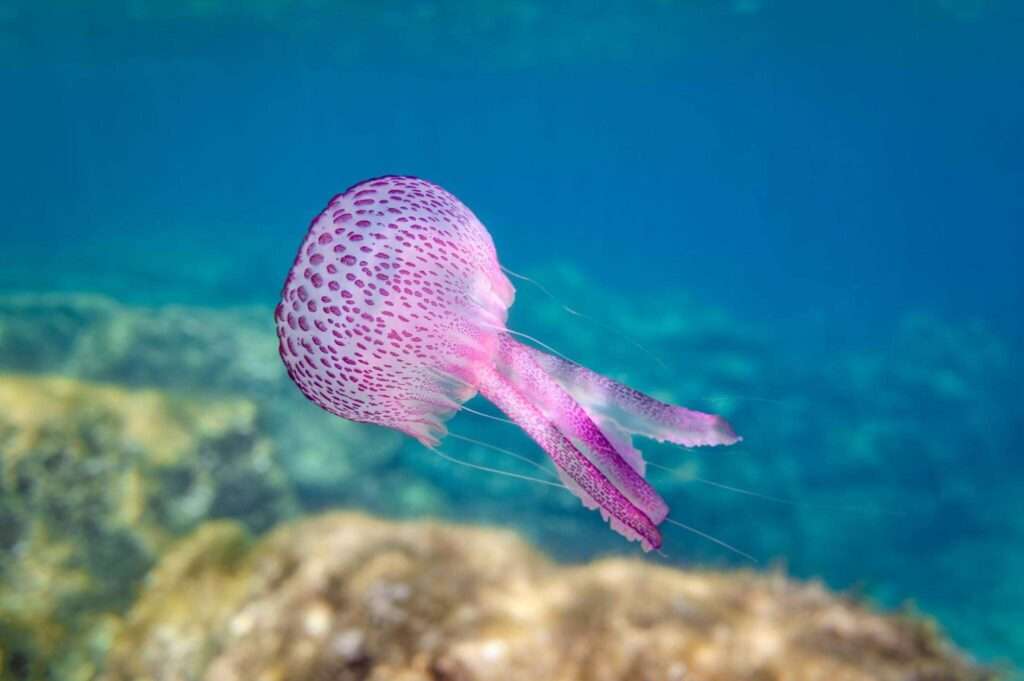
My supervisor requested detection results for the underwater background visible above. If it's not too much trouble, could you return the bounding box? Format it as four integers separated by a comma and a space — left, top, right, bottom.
1, 1, 1022, 679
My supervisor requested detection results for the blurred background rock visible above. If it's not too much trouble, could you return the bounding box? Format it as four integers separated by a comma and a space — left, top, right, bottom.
99, 512, 993, 681
0, 268, 1019, 677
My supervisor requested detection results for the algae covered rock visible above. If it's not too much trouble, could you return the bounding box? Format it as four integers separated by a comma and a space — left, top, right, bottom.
0, 292, 288, 396
102, 512, 993, 681
0, 294, 116, 374
0, 284, 1019, 670
0, 374, 295, 681
0, 293, 406, 508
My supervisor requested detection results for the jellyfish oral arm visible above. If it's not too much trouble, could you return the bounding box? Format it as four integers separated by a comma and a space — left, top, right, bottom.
475, 360, 663, 551
493, 335, 669, 525
520, 345, 742, 449
473, 332, 743, 552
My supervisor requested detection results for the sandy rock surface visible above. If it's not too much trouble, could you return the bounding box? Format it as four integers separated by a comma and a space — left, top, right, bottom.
103, 512, 993, 681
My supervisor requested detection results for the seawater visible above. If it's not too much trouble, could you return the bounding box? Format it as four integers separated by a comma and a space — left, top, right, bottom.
1, 0, 1021, 670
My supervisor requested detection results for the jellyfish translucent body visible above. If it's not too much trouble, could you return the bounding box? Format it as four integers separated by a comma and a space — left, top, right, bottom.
276, 176, 740, 550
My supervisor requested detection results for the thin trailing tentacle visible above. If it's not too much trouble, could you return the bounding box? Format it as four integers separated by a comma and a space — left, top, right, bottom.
475, 362, 662, 551
648, 460, 907, 517
500, 264, 672, 372
664, 518, 758, 564
458, 403, 518, 426
428, 446, 566, 490
478, 320, 577, 364
447, 432, 558, 481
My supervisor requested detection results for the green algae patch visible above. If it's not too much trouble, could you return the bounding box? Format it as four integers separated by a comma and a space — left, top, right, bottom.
0, 374, 295, 681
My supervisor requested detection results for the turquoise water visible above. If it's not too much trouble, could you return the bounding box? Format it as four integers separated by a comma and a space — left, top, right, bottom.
1, 0, 1022, 674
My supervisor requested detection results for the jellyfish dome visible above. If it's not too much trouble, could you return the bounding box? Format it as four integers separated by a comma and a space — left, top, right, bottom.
277, 176, 740, 551
276, 176, 514, 445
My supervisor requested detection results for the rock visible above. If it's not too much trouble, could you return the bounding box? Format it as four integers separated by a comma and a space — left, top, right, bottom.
0, 293, 406, 509
0, 374, 296, 681
1, 285, 1020, 668
0, 294, 115, 374
0, 292, 300, 396
102, 512, 994, 681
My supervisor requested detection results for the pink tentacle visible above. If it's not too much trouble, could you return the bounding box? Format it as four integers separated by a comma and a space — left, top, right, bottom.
496, 335, 669, 524
475, 363, 662, 551
521, 345, 741, 448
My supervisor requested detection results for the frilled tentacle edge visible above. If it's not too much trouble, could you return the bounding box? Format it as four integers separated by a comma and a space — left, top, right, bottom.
520, 344, 742, 449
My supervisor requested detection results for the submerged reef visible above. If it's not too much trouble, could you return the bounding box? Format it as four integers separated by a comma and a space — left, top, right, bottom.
102, 512, 992, 681
0, 277, 1019, 675
0, 293, 406, 510
0, 374, 295, 681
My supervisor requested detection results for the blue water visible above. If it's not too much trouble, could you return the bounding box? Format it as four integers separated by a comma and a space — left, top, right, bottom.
2, 0, 1022, 671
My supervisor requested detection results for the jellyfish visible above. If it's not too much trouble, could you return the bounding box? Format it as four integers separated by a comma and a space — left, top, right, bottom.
276, 176, 741, 551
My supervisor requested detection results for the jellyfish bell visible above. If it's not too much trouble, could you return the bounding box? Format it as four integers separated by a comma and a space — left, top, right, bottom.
277, 175, 741, 552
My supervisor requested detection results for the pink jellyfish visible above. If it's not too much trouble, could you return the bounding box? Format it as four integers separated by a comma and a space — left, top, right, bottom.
276, 176, 740, 551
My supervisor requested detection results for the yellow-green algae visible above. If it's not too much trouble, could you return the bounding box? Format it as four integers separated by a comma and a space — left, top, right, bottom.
102, 511, 995, 681
0, 374, 295, 681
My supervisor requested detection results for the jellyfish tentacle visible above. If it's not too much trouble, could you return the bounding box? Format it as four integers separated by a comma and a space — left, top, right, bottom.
475, 362, 662, 551
495, 335, 669, 525
520, 345, 741, 448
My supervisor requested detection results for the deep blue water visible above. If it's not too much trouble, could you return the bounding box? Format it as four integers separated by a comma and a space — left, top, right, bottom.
2, 0, 1022, 671
4, 1, 1022, 339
